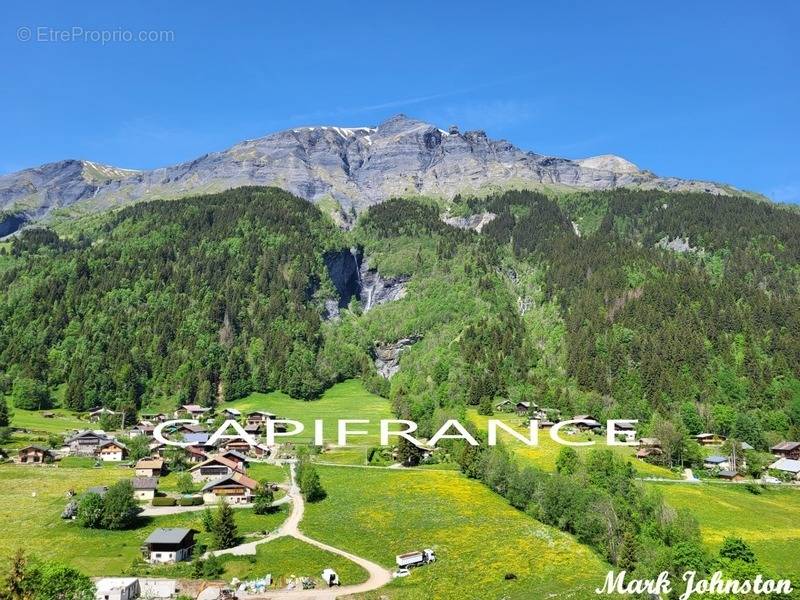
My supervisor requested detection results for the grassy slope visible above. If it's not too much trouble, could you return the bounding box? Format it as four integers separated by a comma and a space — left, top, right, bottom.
649, 482, 800, 575
226, 380, 394, 462
220, 536, 368, 585
468, 410, 679, 480
303, 465, 610, 600
10, 407, 86, 434
0, 465, 287, 575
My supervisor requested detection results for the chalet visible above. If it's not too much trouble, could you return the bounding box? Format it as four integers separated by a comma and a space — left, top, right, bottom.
220, 438, 253, 454
87, 486, 109, 497
220, 439, 270, 458
128, 423, 155, 438
132, 477, 158, 501
173, 423, 206, 436
201, 472, 259, 504
532, 408, 554, 421
97, 440, 128, 462
140, 412, 168, 423
246, 410, 276, 429
42, 411, 55, 419
636, 447, 663, 459
573, 415, 602, 431
703, 455, 730, 470
17, 445, 54, 464
494, 399, 515, 412
134, 457, 165, 477
94, 577, 140, 600
612, 421, 637, 442
182, 432, 211, 446
771, 441, 800, 460
252, 443, 271, 457
66, 431, 111, 456
221, 407, 242, 419
392, 437, 434, 465
244, 423, 262, 436
189, 455, 244, 482
694, 433, 726, 447
537, 420, 556, 429
88, 407, 117, 422
142, 528, 196, 563
246, 409, 276, 422
174, 405, 211, 419
185, 445, 208, 464
515, 401, 535, 416
717, 470, 744, 482
148, 441, 167, 457
218, 449, 249, 470
768, 458, 800, 481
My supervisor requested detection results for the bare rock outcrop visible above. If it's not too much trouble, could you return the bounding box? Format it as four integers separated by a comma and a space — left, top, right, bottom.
373, 335, 421, 379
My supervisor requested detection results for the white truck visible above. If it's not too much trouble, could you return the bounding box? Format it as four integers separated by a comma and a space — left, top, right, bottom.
322, 568, 340, 587
395, 549, 436, 568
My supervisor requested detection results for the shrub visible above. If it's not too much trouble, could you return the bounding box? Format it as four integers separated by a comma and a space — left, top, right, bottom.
101, 480, 140, 530
744, 482, 762, 495
151, 497, 177, 507
179, 496, 203, 506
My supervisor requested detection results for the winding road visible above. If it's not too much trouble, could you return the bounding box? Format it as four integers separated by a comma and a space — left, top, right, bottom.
207, 463, 393, 599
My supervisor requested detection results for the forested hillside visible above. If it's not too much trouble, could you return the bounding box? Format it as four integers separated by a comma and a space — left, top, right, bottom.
0, 188, 349, 411
1, 186, 799, 449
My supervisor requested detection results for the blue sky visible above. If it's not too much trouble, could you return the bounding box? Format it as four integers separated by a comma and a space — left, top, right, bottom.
1, 1, 798, 202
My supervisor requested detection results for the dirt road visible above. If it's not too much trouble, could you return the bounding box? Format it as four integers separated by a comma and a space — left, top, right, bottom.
208, 463, 393, 599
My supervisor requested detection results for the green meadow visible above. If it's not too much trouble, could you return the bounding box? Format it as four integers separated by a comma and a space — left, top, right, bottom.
226, 379, 394, 451
302, 465, 611, 599
219, 536, 368, 585
0, 464, 287, 576
650, 482, 800, 576
468, 409, 680, 480
10, 407, 86, 434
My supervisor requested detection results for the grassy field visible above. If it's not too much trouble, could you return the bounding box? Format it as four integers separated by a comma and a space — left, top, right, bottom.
650, 482, 800, 576
219, 536, 368, 585
302, 465, 610, 599
468, 410, 680, 479
158, 462, 289, 494
0, 464, 287, 576
226, 380, 394, 451
10, 407, 87, 434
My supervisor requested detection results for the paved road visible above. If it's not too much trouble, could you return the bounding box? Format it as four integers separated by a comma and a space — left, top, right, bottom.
139, 490, 291, 517
208, 463, 393, 599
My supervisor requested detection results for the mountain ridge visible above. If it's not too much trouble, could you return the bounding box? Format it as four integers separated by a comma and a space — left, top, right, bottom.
0, 114, 753, 234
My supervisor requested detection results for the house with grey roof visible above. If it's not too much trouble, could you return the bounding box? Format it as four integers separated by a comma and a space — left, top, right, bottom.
768, 458, 800, 481
132, 477, 158, 501
703, 455, 730, 470
141, 528, 196, 563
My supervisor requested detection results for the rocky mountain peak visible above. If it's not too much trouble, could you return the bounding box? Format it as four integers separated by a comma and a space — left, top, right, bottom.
0, 114, 748, 234
576, 154, 640, 174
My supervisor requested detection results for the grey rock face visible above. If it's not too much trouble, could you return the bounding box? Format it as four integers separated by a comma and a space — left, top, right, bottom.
0, 114, 743, 227
373, 335, 422, 379
656, 236, 698, 253
358, 258, 408, 312
442, 212, 497, 232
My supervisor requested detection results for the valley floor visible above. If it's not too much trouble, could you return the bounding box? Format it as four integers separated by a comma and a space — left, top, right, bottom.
1, 380, 798, 597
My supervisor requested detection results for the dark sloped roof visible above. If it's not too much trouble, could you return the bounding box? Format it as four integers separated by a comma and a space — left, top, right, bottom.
144, 527, 194, 545
132, 477, 158, 490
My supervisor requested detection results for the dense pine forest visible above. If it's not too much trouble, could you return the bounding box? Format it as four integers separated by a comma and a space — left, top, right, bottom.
1, 185, 799, 450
